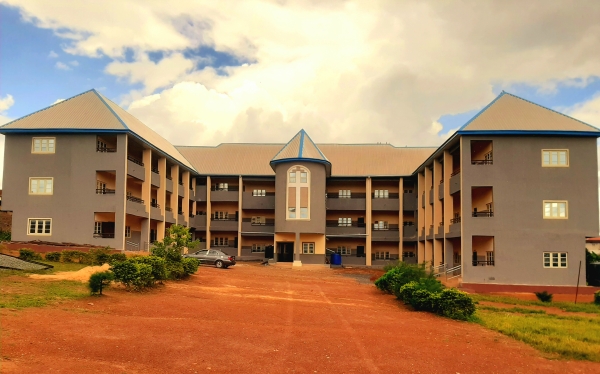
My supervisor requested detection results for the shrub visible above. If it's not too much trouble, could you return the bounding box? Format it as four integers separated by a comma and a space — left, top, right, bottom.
109, 253, 127, 264
44, 252, 61, 262
110, 259, 154, 291
61, 250, 90, 263
411, 289, 437, 311
535, 291, 553, 303
132, 263, 154, 290
397, 278, 444, 305
89, 247, 112, 265
151, 225, 200, 280
19, 248, 42, 261
166, 261, 186, 280
182, 257, 200, 276
435, 288, 477, 320
594, 291, 600, 306
88, 271, 114, 295
0, 230, 11, 241
131, 256, 168, 283
375, 262, 430, 294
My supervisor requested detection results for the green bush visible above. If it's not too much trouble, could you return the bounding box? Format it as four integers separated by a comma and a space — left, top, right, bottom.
88, 271, 114, 295
132, 263, 154, 290
166, 261, 186, 280
110, 259, 154, 291
109, 253, 127, 264
535, 291, 553, 303
375, 262, 430, 294
397, 278, 444, 305
594, 291, 600, 306
182, 257, 200, 276
131, 256, 168, 283
436, 288, 477, 320
61, 250, 90, 263
0, 230, 11, 241
88, 247, 112, 265
19, 248, 42, 261
44, 252, 61, 262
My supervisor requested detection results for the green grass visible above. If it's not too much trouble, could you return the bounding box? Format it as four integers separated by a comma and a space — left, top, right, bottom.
475, 308, 600, 362
36, 261, 89, 273
472, 294, 600, 314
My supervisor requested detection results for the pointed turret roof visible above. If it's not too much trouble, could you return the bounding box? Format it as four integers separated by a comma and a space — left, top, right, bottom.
270, 130, 331, 173
0, 89, 195, 171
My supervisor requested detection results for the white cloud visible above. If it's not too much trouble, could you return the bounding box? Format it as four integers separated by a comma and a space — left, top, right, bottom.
55, 61, 70, 70
0, 94, 14, 113
0, 94, 13, 188
69, 60, 79, 66
565, 94, 600, 129
52, 99, 65, 105
4, 0, 600, 148
48, 50, 58, 58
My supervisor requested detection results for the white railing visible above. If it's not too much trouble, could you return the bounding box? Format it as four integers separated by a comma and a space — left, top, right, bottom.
126, 241, 140, 251
431, 263, 446, 278
446, 265, 462, 280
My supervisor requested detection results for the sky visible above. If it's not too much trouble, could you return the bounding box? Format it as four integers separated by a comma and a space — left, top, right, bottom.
1, 1, 600, 188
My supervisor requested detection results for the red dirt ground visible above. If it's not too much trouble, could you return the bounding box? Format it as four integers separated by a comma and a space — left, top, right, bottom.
1, 264, 599, 374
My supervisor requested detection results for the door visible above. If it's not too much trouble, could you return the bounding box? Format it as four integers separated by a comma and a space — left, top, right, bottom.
206, 250, 220, 264
277, 243, 294, 262
265, 245, 274, 259
194, 250, 209, 263
356, 246, 365, 257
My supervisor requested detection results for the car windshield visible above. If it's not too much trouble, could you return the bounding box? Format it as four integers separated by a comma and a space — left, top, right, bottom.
195, 250, 208, 255
208, 250, 220, 256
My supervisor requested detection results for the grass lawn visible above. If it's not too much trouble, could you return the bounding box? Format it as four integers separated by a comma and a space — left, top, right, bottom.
474, 306, 600, 362
472, 293, 600, 314
0, 262, 90, 309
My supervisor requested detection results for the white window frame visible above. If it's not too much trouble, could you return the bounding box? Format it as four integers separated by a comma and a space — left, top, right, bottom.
486, 251, 494, 264
543, 252, 567, 268
374, 251, 390, 260
374, 190, 389, 199
252, 244, 266, 253
125, 226, 131, 238
336, 246, 351, 255
251, 216, 266, 225
373, 221, 388, 230
287, 166, 310, 221
542, 149, 569, 167
94, 222, 102, 235
214, 211, 229, 220
302, 242, 315, 254
543, 200, 568, 219
338, 217, 352, 227
29, 177, 54, 195
217, 183, 229, 191
252, 189, 266, 197
339, 190, 351, 198
32, 137, 56, 154
27, 218, 52, 236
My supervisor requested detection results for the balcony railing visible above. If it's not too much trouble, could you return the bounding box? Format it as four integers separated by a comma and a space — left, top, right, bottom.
472, 260, 495, 266
127, 155, 144, 166
211, 186, 239, 192
450, 217, 461, 224
96, 188, 115, 194
450, 168, 460, 176
189, 214, 195, 218
93, 232, 115, 238
165, 207, 173, 212
326, 193, 367, 199
178, 181, 183, 186
211, 217, 238, 222
326, 221, 366, 228
166, 175, 172, 180
196, 211, 207, 215
242, 218, 275, 226
151, 201, 160, 208
97, 146, 117, 153
127, 195, 144, 204
178, 210, 184, 215
151, 167, 159, 174
471, 159, 493, 165
373, 226, 399, 231
472, 211, 493, 217
371, 193, 400, 199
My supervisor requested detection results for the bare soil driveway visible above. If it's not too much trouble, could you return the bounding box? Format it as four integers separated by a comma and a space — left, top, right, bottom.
1, 264, 599, 373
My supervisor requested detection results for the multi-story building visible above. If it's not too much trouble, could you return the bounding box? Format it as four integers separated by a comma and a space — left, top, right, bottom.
1, 89, 598, 289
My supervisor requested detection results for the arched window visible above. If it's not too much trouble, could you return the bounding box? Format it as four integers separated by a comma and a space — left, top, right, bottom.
287, 165, 310, 220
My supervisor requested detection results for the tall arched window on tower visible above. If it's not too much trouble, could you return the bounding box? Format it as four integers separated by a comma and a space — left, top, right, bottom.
287, 165, 310, 220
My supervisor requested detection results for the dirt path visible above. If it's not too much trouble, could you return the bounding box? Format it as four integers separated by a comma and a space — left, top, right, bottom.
29, 264, 110, 282
1, 264, 599, 373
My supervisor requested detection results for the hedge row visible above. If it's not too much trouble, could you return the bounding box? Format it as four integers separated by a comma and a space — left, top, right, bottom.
375, 262, 476, 321
108, 256, 199, 291
41, 247, 126, 265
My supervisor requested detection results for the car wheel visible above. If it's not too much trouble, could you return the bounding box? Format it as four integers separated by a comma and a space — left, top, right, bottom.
215, 260, 224, 268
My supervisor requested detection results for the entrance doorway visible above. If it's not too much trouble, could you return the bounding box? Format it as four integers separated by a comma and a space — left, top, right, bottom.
277, 242, 294, 262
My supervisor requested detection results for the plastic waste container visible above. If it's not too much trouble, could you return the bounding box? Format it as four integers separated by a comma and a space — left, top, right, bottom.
330, 253, 342, 266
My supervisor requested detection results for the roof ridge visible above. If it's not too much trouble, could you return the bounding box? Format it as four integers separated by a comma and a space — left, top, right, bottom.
92, 90, 129, 130
502, 91, 600, 131
0, 89, 96, 129
271, 129, 303, 161
303, 131, 329, 161
457, 91, 507, 132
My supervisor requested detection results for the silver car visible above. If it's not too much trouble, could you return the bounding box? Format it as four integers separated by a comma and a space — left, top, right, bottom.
184, 249, 236, 269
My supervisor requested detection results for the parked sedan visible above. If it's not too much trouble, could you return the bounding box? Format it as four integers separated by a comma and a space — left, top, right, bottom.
184, 249, 236, 269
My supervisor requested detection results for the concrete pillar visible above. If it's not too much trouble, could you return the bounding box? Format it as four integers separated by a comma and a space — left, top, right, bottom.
398, 178, 403, 261
293, 231, 302, 266
157, 157, 167, 242
238, 175, 243, 257
417, 171, 425, 263
142, 149, 152, 248
424, 166, 433, 266
119, 135, 128, 251
206, 176, 211, 249
183, 170, 190, 227
433, 158, 443, 266
443, 150, 454, 267
171, 164, 179, 225
366, 177, 372, 266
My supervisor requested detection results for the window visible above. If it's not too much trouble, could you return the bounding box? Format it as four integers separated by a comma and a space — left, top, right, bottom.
32, 137, 55, 153
213, 237, 229, 246
214, 211, 229, 220
338, 218, 352, 227
29, 178, 53, 195
374, 190, 389, 199
339, 190, 351, 198
251, 216, 266, 225
403, 251, 415, 258
373, 221, 388, 230
337, 246, 351, 255
253, 189, 266, 196
217, 183, 228, 191
453, 252, 461, 265
94, 222, 102, 235
404, 189, 413, 193
302, 242, 315, 254
252, 244, 266, 253
374, 251, 390, 260
486, 251, 494, 265
543, 252, 567, 268
542, 150, 568, 167
543, 201, 568, 219
287, 166, 310, 220
125, 226, 131, 238
28, 218, 52, 235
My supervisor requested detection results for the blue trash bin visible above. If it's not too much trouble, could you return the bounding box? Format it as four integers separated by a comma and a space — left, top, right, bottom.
330, 253, 342, 266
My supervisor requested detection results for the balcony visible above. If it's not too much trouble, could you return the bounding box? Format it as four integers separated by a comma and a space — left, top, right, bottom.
419, 227, 425, 241
448, 216, 461, 237
472, 260, 495, 266
166, 177, 173, 193
151, 171, 160, 187
96, 146, 117, 153
436, 223, 444, 238
325, 221, 366, 236
211, 186, 239, 202
326, 193, 366, 210
421, 193, 425, 208
242, 192, 275, 210
127, 156, 145, 181
427, 225, 434, 239
429, 189, 433, 205
210, 217, 239, 231
191, 214, 207, 230
402, 224, 417, 240
403, 192, 417, 211
438, 182, 444, 200
150, 205, 163, 221
195, 185, 207, 201
241, 219, 275, 235
178, 187, 184, 197
126, 195, 147, 217
372, 194, 400, 211
472, 210, 494, 217
372, 226, 400, 241
450, 169, 461, 195
471, 141, 493, 165
96, 188, 115, 194
93, 232, 115, 238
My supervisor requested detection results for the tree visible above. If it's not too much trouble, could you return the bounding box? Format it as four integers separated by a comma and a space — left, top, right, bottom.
151, 225, 200, 279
